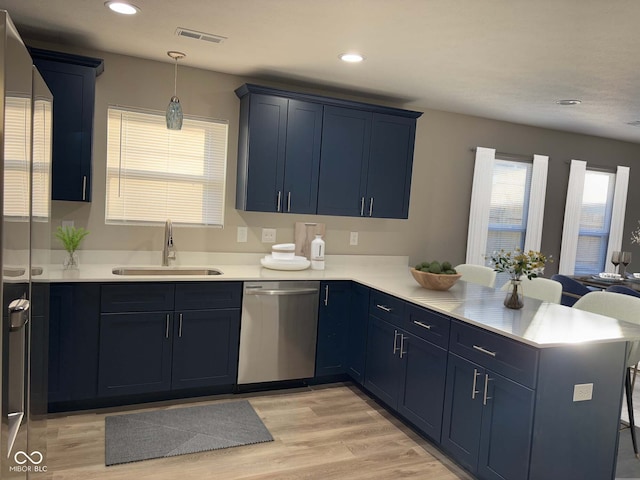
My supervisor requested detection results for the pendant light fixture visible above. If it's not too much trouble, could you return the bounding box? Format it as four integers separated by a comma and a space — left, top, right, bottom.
166, 51, 186, 130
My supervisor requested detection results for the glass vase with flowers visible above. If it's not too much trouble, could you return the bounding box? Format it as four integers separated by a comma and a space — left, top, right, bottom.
488, 249, 548, 309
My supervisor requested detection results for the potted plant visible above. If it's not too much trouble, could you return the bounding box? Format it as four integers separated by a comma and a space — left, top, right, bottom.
488, 248, 548, 309
55, 226, 89, 270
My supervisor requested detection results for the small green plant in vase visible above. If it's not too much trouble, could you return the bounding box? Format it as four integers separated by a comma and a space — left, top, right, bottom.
55, 226, 89, 270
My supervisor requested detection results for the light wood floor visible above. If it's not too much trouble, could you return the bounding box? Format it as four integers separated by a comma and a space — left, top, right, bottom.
40, 383, 474, 480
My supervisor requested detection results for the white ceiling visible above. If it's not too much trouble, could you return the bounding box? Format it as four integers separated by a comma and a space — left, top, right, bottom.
3, 0, 640, 143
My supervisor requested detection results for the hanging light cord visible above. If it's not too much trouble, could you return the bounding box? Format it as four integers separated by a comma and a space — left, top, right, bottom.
173, 58, 178, 97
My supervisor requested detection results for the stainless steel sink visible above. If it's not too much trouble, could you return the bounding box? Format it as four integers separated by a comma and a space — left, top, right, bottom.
112, 267, 223, 276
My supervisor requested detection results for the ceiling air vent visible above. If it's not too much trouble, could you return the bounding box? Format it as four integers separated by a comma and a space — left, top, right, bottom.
175, 27, 227, 44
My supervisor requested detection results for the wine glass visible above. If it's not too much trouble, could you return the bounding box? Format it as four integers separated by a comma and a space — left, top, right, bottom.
611, 251, 621, 275
621, 251, 632, 278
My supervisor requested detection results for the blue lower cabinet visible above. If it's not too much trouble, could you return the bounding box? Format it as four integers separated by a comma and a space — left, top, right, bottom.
49, 283, 100, 406
315, 281, 352, 376
171, 309, 240, 390
364, 316, 402, 407
442, 353, 534, 480
397, 334, 447, 442
346, 283, 369, 384
98, 312, 173, 396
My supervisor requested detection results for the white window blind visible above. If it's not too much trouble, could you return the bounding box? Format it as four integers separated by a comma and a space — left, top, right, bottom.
4, 96, 31, 220
106, 107, 228, 226
32, 97, 52, 220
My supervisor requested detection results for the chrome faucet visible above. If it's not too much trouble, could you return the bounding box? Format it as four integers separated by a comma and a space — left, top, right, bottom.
162, 219, 176, 266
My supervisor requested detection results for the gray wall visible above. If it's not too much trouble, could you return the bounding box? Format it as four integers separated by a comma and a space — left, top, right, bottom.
30, 41, 640, 274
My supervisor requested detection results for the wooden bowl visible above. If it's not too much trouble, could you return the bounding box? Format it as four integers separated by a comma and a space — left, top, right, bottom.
410, 268, 462, 291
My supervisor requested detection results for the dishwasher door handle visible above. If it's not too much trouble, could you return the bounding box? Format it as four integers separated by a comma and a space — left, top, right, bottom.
245, 288, 319, 296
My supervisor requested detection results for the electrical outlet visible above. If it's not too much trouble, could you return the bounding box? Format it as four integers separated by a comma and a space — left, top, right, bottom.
572, 383, 593, 402
237, 226, 248, 243
261, 228, 276, 243
350, 232, 359, 246
61, 220, 74, 229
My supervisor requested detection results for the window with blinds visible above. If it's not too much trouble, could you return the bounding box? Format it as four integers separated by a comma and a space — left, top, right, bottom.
4, 96, 32, 221
486, 159, 533, 255
574, 170, 615, 275
106, 107, 228, 226
33, 97, 52, 220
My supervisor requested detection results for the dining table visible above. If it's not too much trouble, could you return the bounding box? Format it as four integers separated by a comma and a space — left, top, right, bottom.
573, 274, 640, 292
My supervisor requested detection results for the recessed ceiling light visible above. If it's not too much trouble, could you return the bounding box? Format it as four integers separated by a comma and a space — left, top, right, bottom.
339, 53, 365, 63
556, 99, 582, 105
105, 1, 139, 15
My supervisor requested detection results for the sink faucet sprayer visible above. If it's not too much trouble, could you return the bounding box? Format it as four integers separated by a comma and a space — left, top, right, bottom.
162, 219, 176, 266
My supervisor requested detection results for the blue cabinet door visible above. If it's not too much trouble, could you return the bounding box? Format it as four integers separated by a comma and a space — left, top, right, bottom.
31, 50, 102, 202
49, 283, 100, 406
367, 114, 416, 219
364, 316, 401, 408
478, 373, 534, 480
317, 106, 371, 216
171, 309, 240, 389
397, 333, 448, 442
346, 283, 369, 384
283, 100, 323, 214
315, 281, 351, 377
97, 312, 173, 397
441, 353, 484, 473
244, 94, 288, 212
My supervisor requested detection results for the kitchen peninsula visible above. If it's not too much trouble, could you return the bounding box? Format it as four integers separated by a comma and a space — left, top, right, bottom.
41, 254, 640, 480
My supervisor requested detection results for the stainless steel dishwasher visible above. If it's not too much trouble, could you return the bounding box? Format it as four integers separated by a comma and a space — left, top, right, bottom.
238, 281, 320, 385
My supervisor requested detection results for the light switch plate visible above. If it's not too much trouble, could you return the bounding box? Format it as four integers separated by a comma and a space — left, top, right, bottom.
573, 383, 593, 402
237, 226, 248, 243
350, 232, 359, 246
261, 228, 276, 243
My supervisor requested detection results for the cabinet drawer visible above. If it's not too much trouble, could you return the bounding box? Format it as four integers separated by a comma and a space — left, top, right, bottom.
369, 290, 405, 327
175, 282, 242, 310
405, 304, 450, 348
101, 283, 175, 313
449, 320, 538, 388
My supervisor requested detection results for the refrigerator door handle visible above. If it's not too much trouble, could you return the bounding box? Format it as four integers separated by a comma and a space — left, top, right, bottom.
8, 298, 30, 331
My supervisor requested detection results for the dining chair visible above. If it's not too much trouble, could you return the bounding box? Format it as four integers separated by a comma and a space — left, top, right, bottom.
573, 291, 640, 457
454, 264, 497, 288
499, 277, 562, 303
550, 274, 595, 307
605, 284, 640, 298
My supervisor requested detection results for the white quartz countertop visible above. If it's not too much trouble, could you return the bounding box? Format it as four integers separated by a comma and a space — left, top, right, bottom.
33, 253, 640, 348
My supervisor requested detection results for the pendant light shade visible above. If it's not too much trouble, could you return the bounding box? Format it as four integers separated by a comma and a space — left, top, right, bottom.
166, 51, 186, 130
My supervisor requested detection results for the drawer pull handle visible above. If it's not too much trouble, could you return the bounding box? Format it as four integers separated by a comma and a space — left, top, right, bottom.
473, 345, 497, 357
178, 313, 183, 338
376, 304, 392, 312
393, 330, 400, 355
471, 368, 481, 399
165, 314, 170, 339
483, 374, 492, 405
413, 320, 432, 330
400, 334, 407, 359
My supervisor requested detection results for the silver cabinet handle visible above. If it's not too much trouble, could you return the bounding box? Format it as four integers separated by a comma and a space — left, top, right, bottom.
471, 368, 481, 399
287, 192, 291, 212
369, 197, 374, 216
360, 197, 365, 216
376, 304, 392, 312
483, 374, 492, 405
393, 330, 400, 355
276, 191, 282, 212
178, 313, 183, 338
473, 345, 497, 357
400, 334, 407, 359
413, 320, 432, 330
324, 284, 329, 306
82, 175, 87, 201
165, 314, 170, 338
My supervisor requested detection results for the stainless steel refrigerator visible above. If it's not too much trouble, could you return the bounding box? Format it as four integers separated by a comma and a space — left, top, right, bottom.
0, 10, 52, 479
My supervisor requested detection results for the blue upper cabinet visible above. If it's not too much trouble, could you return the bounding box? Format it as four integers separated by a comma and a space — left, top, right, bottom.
317, 107, 371, 217
235, 84, 421, 219
29, 47, 103, 202
236, 88, 322, 214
